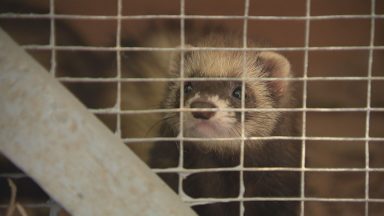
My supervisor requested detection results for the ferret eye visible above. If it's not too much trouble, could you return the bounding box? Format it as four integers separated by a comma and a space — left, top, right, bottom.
232, 86, 242, 100
184, 82, 193, 94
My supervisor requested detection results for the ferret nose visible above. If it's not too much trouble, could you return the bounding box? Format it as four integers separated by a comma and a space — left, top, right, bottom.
190, 101, 217, 120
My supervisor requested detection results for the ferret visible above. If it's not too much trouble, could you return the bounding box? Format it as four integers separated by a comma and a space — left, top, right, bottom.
150, 35, 301, 216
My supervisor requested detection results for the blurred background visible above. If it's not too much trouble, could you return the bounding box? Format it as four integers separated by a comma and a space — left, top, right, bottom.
0, 0, 383, 215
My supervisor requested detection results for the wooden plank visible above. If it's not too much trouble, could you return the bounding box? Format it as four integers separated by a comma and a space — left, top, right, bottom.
0, 28, 196, 216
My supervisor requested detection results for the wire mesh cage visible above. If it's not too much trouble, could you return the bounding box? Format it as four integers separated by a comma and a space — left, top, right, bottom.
0, 0, 383, 215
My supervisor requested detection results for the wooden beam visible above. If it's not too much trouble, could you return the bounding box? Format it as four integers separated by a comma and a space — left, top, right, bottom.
0, 28, 196, 216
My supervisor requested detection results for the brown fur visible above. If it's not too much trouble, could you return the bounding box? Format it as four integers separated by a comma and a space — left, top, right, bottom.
150, 35, 301, 216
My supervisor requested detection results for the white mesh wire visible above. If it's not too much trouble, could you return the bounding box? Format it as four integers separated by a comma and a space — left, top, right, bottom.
0, 0, 383, 215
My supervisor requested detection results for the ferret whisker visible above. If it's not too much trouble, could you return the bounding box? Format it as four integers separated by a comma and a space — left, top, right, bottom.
144, 115, 174, 136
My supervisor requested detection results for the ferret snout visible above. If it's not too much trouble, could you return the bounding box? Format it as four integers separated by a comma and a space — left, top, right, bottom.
190, 101, 217, 120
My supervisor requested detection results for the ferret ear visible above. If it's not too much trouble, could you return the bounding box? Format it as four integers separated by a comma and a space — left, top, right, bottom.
256, 51, 291, 98
169, 44, 194, 76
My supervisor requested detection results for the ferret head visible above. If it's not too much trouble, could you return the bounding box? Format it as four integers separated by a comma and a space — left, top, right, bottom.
163, 38, 293, 152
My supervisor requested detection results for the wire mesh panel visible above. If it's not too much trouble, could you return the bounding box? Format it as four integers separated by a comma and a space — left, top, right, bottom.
0, 0, 384, 215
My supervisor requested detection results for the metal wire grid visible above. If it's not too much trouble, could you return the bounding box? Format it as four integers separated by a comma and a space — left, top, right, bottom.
0, 0, 383, 215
